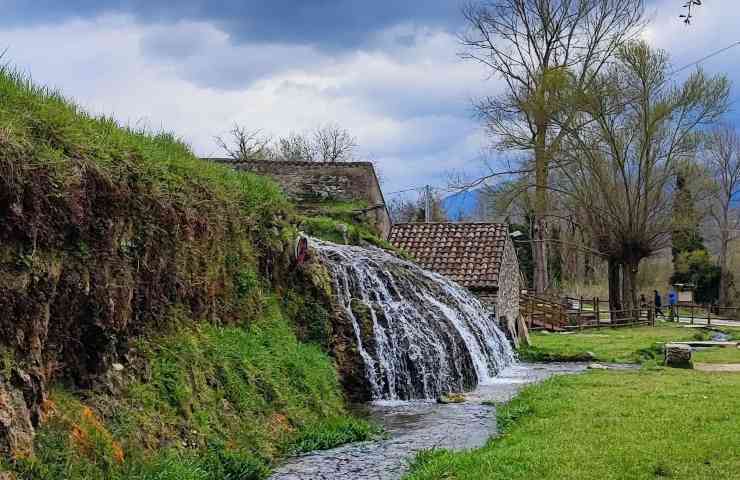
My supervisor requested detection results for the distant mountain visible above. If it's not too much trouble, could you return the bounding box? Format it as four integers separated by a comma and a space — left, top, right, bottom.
441, 189, 482, 221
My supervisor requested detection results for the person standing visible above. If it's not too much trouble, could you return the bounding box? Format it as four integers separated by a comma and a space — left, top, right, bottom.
654, 290, 665, 318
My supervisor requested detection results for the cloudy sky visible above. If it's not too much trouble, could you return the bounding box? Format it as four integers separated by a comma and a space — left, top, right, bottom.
2, 1, 739, 197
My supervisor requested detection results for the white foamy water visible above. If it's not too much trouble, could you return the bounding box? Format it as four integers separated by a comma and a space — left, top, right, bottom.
310, 238, 516, 400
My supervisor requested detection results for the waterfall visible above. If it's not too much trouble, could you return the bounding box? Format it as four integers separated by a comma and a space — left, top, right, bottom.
310, 238, 515, 401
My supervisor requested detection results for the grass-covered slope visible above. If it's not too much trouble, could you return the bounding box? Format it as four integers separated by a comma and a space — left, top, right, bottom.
0, 68, 373, 478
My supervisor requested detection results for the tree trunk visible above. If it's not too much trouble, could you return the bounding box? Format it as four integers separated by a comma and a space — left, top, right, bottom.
718, 228, 730, 307
607, 259, 622, 321
622, 259, 640, 316
533, 121, 549, 294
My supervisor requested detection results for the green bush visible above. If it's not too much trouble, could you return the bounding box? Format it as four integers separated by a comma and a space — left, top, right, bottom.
671, 250, 722, 303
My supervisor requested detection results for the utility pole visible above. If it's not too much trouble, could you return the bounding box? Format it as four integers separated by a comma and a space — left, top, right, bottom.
424, 185, 432, 223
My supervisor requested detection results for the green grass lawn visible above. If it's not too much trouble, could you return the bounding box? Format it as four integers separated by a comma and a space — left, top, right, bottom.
693, 347, 740, 364
406, 369, 740, 480
520, 324, 708, 364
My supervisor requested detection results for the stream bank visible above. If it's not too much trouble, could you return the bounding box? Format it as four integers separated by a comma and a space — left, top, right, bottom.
269, 362, 617, 480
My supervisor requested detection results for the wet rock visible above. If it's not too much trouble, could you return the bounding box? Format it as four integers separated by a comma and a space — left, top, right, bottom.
0, 373, 36, 458
437, 393, 465, 404
665, 343, 692, 368
588, 363, 608, 370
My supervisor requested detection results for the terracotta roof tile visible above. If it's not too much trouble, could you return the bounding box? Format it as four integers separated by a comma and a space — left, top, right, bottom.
389, 222, 509, 290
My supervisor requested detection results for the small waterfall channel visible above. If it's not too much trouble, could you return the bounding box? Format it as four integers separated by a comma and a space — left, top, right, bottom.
310, 238, 515, 401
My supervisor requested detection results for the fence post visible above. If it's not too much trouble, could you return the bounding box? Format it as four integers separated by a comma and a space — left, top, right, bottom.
529, 296, 534, 329
707, 304, 712, 326
690, 304, 694, 325
595, 297, 600, 330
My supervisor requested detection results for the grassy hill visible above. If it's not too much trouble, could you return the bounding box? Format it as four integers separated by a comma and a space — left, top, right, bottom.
0, 67, 375, 479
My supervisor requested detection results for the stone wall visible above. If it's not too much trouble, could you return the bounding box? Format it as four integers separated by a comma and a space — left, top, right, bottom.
496, 236, 521, 327
211, 160, 391, 238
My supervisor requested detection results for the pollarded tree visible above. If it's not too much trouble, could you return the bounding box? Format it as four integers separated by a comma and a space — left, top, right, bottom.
460, 0, 645, 295
560, 41, 729, 312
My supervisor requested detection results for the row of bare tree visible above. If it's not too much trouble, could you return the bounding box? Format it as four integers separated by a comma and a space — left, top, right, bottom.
461, 0, 738, 308
215, 123, 358, 163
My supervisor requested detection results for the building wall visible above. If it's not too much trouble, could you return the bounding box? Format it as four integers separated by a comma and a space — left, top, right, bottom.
210, 160, 391, 238
495, 236, 521, 327
473, 290, 498, 310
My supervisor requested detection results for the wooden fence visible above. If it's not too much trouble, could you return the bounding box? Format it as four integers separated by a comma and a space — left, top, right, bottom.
667, 304, 740, 325
521, 294, 656, 331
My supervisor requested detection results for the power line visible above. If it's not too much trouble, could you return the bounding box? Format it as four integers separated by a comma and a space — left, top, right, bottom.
670, 40, 740, 76
385, 186, 423, 196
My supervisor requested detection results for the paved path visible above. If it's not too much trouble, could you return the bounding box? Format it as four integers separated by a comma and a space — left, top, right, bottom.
694, 363, 740, 372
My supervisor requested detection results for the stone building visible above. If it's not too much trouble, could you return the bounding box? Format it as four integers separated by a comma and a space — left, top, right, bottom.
388, 222, 526, 345
209, 159, 392, 238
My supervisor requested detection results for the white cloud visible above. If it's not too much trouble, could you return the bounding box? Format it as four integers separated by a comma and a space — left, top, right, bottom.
0, 14, 496, 193
2, 4, 737, 197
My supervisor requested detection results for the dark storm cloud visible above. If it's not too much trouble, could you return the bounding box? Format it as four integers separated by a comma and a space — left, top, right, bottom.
5, 1, 462, 50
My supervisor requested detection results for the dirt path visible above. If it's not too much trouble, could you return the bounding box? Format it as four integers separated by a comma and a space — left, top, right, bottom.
694, 363, 740, 372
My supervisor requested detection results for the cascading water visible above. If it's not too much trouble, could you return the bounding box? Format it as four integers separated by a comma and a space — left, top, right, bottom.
310, 238, 515, 400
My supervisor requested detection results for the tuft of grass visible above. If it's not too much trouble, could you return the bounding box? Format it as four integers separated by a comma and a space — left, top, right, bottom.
404, 369, 740, 480
285, 417, 381, 455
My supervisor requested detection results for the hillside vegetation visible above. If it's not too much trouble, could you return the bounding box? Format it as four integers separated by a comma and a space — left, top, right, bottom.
0, 67, 375, 479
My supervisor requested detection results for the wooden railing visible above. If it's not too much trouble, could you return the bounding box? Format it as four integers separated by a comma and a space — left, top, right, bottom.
520, 294, 569, 331
668, 304, 740, 325
522, 294, 656, 331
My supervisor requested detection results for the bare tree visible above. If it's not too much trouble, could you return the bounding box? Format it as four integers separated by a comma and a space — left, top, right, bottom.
460, 0, 645, 295
276, 132, 314, 162
215, 124, 273, 161
704, 125, 740, 306
312, 124, 358, 163
560, 41, 729, 312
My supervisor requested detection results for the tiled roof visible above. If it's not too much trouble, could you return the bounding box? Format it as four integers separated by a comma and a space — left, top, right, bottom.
389, 223, 509, 290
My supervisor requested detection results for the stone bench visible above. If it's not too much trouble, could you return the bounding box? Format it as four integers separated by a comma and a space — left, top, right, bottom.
664, 343, 693, 368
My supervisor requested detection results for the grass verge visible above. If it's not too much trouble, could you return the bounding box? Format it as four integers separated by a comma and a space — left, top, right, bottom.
519, 324, 711, 364
405, 368, 740, 480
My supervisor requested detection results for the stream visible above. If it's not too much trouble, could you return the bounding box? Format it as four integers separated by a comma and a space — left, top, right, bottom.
269, 362, 604, 480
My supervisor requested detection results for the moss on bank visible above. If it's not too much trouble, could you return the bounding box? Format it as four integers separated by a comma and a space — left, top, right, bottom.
9, 302, 374, 479
0, 67, 378, 478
